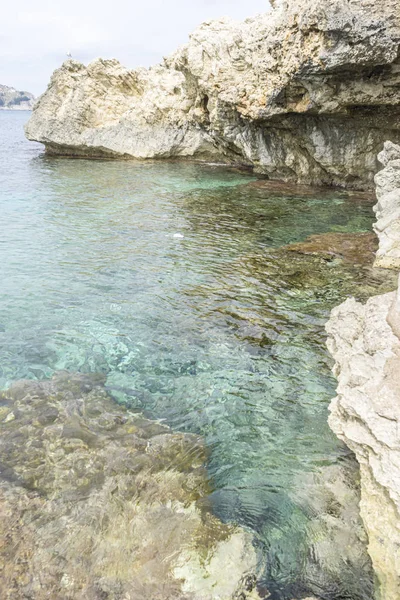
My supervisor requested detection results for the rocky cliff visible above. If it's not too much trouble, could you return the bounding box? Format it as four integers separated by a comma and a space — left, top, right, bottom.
0, 84, 35, 110
25, 0, 400, 189
327, 142, 400, 600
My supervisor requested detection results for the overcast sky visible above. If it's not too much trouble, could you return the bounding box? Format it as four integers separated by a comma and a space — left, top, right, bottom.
1, 0, 270, 96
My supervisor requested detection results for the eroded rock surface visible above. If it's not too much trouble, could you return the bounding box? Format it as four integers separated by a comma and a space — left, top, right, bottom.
0, 372, 260, 600
327, 142, 400, 599
374, 141, 400, 269
327, 288, 400, 600
26, 0, 400, 188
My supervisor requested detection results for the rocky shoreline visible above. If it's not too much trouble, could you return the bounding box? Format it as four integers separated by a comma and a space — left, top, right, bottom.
327, 142, 400, 600
18, 0, 400, 596
25, 0, 400, 189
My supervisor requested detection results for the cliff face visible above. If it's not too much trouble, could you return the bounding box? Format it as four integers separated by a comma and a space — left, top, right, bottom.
25, 0, 400, 189
0, 85, 35, 110
327, 143, 400, 600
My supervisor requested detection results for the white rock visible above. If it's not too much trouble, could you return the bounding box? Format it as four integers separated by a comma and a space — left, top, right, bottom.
327, 142, 400, 599
374, 142, 400, 270
327, 290, 400, 600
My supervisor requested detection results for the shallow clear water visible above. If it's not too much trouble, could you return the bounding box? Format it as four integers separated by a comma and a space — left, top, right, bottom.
0, 111, 393, 599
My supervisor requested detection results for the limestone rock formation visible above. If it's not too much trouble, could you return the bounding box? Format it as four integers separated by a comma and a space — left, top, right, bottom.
327, 288, 400, 600
0, 371, 260, 600
25, 0, 400, 189
0, 84, 35, 110
374, 141, 400, 269
327, 143, 400, 599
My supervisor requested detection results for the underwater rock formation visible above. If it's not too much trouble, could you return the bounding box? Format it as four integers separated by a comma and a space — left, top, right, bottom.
327, 144, 400, 599
25, 0, 400, 189
0, 372, 260, 600
285, 232, 378, 265
0, 374, 373, 600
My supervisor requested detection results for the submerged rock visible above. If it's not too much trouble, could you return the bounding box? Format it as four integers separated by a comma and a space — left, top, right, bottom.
0, 372, 260, 600
290, 460, 375, 600
285, 232, 378, 266
25, 0, 400, 189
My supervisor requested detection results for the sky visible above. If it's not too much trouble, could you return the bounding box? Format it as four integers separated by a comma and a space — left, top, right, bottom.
1, 0, 270, 96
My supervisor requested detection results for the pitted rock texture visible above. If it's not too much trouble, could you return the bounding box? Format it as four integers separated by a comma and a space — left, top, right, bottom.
25, 0, 400, 189
374, 141, 400, 269
327, 285, 400, 600
0, 372, 260, 600
327, 141, 400, 598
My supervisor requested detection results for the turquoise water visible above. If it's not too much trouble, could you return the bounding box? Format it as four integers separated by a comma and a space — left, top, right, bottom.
0, 111, 392, 599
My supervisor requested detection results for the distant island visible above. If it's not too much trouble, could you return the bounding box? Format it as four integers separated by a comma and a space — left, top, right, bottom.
0, 84, 35, 110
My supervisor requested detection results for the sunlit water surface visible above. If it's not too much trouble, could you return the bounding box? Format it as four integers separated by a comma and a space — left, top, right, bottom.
0, 112, 393, 599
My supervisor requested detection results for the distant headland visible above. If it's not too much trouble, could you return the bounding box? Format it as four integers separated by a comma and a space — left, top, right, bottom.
0, 84, 35, 110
